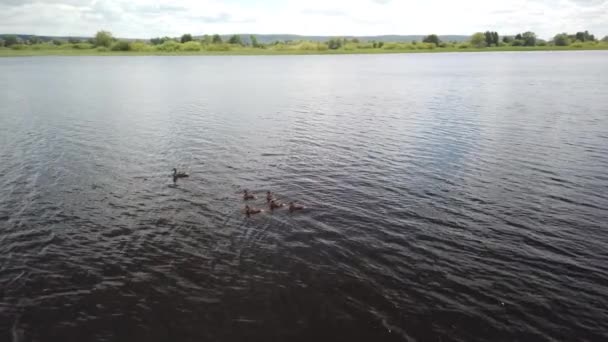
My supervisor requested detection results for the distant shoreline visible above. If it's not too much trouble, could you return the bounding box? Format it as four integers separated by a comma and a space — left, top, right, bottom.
2, 45, 608, 57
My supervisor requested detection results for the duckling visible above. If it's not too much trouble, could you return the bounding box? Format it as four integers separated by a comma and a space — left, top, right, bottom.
269, 199, 285, 210
243, 190, 256, 200
245, 205, 262, 216
289, 202, 305, 212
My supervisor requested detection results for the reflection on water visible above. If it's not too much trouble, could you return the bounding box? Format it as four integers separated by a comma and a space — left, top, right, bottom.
1, 52, 608, 341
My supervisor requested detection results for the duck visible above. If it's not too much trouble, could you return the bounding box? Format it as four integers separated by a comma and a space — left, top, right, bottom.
245, 205, 262, 216
243, 190, 256, 200
289, 202, 305, 212
269, 199, 285, 210
172, 168, 189, 182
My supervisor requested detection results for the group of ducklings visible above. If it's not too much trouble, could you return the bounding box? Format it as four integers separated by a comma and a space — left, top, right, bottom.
243, 190, 304, 216
170, 169, 305, 216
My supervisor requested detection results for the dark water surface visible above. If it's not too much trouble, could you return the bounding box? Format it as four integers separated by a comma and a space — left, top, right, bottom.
1, 52, 607, 341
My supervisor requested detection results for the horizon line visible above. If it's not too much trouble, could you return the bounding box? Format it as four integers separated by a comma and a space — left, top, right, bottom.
1, 32, 570, 41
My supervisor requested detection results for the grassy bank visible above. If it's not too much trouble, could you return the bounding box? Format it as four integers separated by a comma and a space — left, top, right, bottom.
2, 45, 608, 57
3, 30, 607, 57
2, 41, 608, 57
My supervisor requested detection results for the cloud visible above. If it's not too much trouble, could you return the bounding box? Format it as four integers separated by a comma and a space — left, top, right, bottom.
188, 12, 233, 24
568, 0, 607, 6
301, 8, 347, 16
133, 4, 189, 14
0, 0, 91, 5
0, 0, 606, 39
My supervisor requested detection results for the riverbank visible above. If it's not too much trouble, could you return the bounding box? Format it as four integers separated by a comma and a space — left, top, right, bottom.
2, 45, 608, 57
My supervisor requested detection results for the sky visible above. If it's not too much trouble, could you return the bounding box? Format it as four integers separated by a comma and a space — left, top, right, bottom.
0, 0, 607, 39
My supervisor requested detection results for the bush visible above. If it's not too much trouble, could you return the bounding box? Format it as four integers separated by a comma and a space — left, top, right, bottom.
270, 43, 289, 51
181, 41, 201, 51
151, 37, 172, 45
39, 42, 55, 49
326, 38, 343, 50
157, 40, 181, 51
129, 42, 151, 52
343, 42, 358, 51
296, 42, 320, 51
26, 37, 40, 45
458, 43, 470, 49
111, 41, 131, 51
72, 43, 94, 49
11, 44, 27, 50
382, 42, 399, 50
470, 32, 486, 48
58, 43, 76, 50
228, 35, 243, 45
96, 46, 109, 52
571, 42, 584, 48
205, 43, 231, 51
415, 43, 434, 49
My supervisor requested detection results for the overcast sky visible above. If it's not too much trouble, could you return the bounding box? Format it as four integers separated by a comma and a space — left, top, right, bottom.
1, 0, 607, 39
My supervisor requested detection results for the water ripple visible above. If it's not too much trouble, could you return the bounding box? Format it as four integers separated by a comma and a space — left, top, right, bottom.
1, 52, 608, 341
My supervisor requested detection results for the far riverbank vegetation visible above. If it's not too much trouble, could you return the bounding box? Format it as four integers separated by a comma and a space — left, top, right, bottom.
1, 30, 607, 56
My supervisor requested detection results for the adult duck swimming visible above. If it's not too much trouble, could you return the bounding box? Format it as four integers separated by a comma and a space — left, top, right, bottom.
172, 168, 189, 182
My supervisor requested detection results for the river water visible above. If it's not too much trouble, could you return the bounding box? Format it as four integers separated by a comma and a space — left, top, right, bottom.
1, 52, 607, 341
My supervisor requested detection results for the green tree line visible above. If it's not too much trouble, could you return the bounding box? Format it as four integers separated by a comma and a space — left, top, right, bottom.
2, 30, 607, 52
